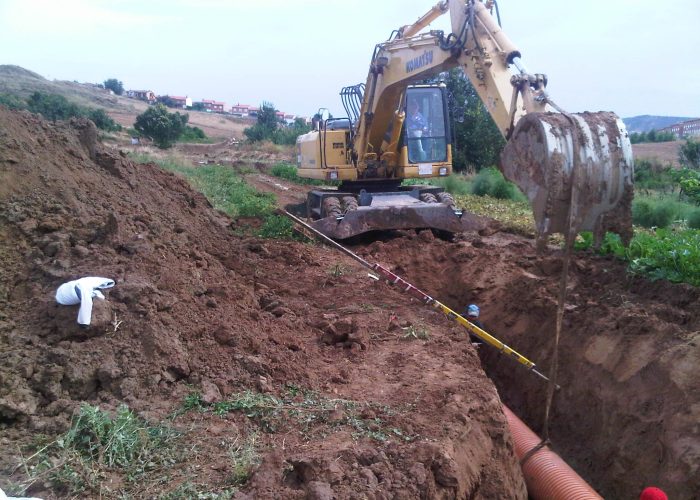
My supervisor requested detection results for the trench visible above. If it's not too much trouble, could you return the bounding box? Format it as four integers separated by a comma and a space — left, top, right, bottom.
351, 231, 698, 499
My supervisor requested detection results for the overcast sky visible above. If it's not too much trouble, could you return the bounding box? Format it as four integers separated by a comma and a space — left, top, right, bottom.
1, 0, 698, 119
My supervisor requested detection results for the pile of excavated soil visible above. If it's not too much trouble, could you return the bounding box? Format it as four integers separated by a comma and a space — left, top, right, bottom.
0, 108, 526, 498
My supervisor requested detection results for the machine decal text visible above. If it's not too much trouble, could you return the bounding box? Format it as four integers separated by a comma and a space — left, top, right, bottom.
406, 50, 433, 73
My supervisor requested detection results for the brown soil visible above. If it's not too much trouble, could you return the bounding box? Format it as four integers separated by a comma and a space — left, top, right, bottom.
632, 141, 684, 167
0, 108, 697, 499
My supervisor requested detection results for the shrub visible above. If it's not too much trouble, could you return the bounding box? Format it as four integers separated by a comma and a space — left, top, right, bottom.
471, 168, 498, 196
632, 199, 676, 228
179, 125, 210, 143
688, 209, 700, 229
634, 159, 676, 193
134, 104, 188, 149
679, 137, 700, 169
440, 174, 471, 195
26, 91, 121, 131
0, 93, 26, 110
471, 167, 525, 201
27, 91, 82, 122
86, 108, 121, 132
103, 78, 124, 95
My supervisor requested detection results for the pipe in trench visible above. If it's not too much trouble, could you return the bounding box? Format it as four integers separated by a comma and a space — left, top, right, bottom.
503, 405, 602, 500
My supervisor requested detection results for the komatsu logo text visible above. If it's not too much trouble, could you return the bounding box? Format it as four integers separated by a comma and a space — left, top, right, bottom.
406, 50, 433, 73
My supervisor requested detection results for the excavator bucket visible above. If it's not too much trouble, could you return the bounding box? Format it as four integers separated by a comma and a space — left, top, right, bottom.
500, 111, 634, 245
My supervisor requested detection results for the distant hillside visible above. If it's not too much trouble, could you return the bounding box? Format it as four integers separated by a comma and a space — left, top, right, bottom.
0, 64, 136, 112
623, 115, 696, 133
0, 65, 249, 139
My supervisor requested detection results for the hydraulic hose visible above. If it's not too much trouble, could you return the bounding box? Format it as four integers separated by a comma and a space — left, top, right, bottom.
503, 405, 602, 500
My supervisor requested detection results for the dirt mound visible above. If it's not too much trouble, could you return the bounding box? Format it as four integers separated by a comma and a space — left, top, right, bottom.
356, 232, 700, 498
0, 108, 526, 498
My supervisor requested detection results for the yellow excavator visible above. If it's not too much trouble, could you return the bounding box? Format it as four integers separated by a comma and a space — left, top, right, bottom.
296, 0, 633, 242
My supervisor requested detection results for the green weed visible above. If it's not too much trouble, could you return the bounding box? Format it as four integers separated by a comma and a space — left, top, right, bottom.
258, 214, 297, 239
576, 229, 700, 286
12, 404, 180, 497
183, 391, 206, 412
401, 325, 430, 340
229, 433, 261, 486
180, 389, 415, 444
328, 264, 351, 278
270, 163, 326, 186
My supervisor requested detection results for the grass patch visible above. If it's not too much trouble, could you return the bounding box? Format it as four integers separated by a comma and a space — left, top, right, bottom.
257, 214, 297, 239
182, 388, 415, 444
130, 153, 275, 218
270, 163, 328, 186
10, 404, 181, 498
228, 432, 261, 486
454, 193, 535, 236
130, 153, 299, 239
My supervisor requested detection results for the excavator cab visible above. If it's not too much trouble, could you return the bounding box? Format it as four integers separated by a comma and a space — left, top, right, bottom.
402, 86, 450, 166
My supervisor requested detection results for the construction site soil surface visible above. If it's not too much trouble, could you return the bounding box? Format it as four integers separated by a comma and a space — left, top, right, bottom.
0, 108, 698, 499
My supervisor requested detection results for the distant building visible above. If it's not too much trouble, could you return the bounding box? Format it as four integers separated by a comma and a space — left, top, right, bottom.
660, 118, 700, 138
197, 99, 225, 113
126, 90, 156, 103
231, 103, 252, 116
167, 95, 192, 108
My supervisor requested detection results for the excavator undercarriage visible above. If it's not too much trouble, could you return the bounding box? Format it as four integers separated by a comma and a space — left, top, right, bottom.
306, 182, 488, 239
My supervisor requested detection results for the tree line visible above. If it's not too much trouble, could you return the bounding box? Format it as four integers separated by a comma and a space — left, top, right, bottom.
630, 129, 676, 144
